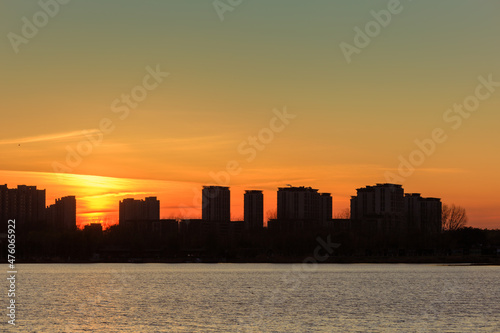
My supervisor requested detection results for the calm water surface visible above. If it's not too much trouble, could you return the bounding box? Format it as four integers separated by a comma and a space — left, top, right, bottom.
3, 263, 500, 332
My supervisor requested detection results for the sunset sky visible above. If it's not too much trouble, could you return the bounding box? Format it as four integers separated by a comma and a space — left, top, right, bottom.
1, 0, 499, 229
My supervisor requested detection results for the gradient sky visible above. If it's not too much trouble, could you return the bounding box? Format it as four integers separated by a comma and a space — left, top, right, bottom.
1, 0, 499, 229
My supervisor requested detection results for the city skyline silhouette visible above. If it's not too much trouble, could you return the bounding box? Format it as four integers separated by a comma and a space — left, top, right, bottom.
2, 181, 499, 265
0, 181, 448, 230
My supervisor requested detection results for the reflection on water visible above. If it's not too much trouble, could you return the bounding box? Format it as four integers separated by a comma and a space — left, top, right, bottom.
6, 264, 500, 332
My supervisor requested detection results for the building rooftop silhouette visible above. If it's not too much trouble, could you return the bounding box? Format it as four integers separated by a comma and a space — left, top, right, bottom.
46, 196, 77, 231
202, 186, 230, 222
119, 197, 160, 225
0, 184, 46, 228
351, 183, 441, 235
244, 190, 264, 230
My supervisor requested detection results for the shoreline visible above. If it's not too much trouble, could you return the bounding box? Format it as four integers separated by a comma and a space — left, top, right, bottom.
11, 256, 500, 265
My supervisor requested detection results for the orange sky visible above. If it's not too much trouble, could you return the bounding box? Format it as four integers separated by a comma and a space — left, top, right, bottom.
1, 167, 498, 230
1, 1, 499, 229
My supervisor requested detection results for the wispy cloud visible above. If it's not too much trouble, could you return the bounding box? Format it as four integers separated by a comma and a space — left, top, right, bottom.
0, 169, 200, 188
0, 129, 100, 145
146, 135, 227, 144
79, 209, 117, 215
79, 191, 154, 200
381, 167, 467, 174
122, 135, 235, 151
419, 168, 467, 174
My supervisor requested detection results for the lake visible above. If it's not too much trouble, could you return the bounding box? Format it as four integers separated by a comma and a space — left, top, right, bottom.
4, 264, 500, 332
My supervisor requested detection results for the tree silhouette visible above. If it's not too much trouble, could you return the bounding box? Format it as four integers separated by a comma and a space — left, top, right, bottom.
442, 204, 468, 231
334, 208, 350, 219
266, 209, 277, 220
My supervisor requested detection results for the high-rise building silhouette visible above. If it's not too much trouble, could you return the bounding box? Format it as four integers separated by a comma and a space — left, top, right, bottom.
277, 186, 321, 221
405, 193, 442, 234
244, 190, 263, 230
119, 197, 160, 224
319, 193, 333, 225
0, 185, 5, 219
46, 196, 77, 231
350, 183, 405, 233
202, 186, 230, 222
0, 184, 46, 228
273, 186, 332, 230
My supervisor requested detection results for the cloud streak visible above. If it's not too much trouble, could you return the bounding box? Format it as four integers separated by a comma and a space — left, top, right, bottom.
381, 167, 467, 174
79, 191, 154, 200
0, 129, 101, 145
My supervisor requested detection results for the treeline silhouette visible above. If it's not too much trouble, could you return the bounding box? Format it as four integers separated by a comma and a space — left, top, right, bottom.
3, 221, 500, 263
